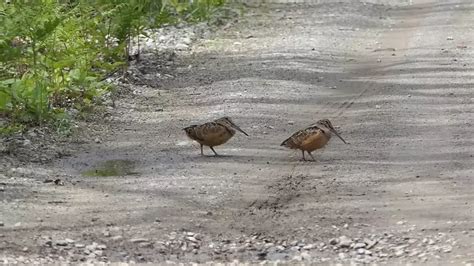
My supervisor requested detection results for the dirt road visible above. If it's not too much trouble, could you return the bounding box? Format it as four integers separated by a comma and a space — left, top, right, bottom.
2, 0, 473, 264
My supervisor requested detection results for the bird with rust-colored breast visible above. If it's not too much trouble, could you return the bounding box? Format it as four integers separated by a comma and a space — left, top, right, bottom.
183, 117, 249, 156
281, 119, 348, 161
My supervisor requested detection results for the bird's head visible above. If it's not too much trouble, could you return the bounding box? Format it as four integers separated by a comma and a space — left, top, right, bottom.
215, 117, 249, 136
317, 119, 347, 144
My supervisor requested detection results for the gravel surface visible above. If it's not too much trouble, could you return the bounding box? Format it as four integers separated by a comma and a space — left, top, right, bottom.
1, 0, 474, 264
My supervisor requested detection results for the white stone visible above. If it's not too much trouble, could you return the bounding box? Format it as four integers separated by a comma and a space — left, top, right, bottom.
338, 236, 353, 248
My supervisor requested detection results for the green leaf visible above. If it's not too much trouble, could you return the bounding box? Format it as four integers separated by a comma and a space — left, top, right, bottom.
0, 78, 16, 86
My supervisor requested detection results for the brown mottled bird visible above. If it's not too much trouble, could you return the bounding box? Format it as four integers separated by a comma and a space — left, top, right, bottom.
183, 117, 249, 156
281, 119, 348, 161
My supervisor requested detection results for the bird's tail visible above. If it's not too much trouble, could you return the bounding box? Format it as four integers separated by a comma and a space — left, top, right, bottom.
280, 137, 297, 149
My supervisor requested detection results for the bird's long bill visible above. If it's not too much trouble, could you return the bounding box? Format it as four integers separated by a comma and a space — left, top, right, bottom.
229, 121, 249, 136
330, 128, 347, 144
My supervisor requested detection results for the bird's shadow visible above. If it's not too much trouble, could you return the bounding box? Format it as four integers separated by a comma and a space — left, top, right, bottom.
197, 154, 234, 158
209, 154, 233, 158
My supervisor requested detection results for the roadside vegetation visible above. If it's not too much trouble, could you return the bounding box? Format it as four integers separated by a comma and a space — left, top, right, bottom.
0, 0, 226, 135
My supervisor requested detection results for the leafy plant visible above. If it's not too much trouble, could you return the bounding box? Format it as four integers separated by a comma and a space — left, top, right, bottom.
0, 0, 227, 134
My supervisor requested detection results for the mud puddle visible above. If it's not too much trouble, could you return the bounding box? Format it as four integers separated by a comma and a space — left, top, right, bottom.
82, 159, 138, 177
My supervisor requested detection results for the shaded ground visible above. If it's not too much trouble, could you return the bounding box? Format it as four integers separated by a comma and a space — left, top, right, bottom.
2, 0, 473, 264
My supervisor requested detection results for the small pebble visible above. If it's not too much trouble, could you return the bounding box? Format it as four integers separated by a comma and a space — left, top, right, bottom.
338, 236, 353, 248
301, 252, 311, 260
395, 249, 405, 256
365, 238, 378, 249
111, 235, 123, 241
443, 245, 452, 253
56, 240, 69, 246
186, 236, 198, 243
290, 246, 300, 251
357, 248, 366, 255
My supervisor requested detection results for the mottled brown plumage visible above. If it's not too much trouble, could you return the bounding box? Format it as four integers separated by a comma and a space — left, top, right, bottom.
281, 119, 347, 161
184, 117, 248, 156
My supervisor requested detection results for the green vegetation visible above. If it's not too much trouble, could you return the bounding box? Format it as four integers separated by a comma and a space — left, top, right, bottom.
0, 0, 226, 134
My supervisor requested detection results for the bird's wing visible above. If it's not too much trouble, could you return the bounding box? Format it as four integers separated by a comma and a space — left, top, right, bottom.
193, 122, 229, 142
281, 125, 322, 148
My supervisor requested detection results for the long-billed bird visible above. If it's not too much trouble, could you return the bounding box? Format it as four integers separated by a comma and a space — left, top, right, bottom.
281, 119, 347, 161
184, 117, 248, 156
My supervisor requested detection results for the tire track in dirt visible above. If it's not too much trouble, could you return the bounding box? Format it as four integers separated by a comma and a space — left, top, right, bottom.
246, 174, 307, 217
226, 1, 473, 252
349, 0, 474, 229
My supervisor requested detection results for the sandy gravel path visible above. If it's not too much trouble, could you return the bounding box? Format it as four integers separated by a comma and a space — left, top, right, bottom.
2, 0, 473, 264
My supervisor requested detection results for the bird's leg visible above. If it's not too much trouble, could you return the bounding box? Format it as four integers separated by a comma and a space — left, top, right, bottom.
210, 146, 219, 156
300, 150, 306, 161
308, 151, 316, 161
200, 144, 204, 156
